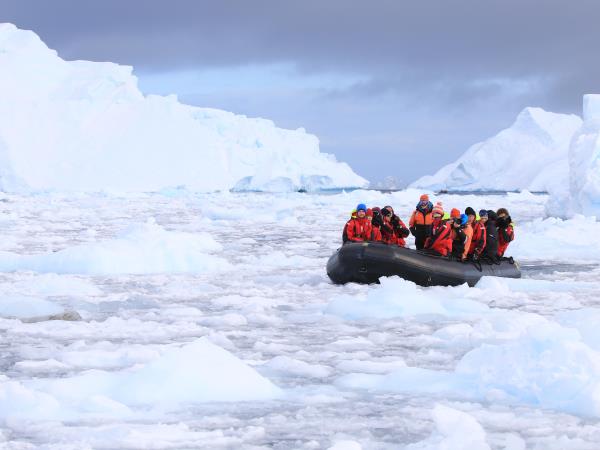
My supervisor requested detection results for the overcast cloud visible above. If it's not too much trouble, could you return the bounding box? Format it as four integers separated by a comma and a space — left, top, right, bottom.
2, 0, 599, 184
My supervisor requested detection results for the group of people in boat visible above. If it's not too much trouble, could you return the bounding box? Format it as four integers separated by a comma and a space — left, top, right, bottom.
342, 194, 515, 262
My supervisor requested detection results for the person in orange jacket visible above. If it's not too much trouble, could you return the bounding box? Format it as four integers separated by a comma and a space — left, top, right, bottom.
409, 194, 433, 250
424, 202, 452, 256
468, 209, 488, 260
344, 203, 371, 243
458, 207, 475, 261
496, 207, 514, 257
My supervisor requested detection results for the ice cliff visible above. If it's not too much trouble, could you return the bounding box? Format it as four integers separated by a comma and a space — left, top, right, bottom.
0, 23, 367, 192
411, 107, 582, 192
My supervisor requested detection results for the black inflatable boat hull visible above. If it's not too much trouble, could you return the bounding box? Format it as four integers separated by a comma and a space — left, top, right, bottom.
327, 242, 521, 287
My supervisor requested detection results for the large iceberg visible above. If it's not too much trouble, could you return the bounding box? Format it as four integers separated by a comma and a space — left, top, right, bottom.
547, 95, 600, 217
411, 107, 582, 192
0, 23, 367, 192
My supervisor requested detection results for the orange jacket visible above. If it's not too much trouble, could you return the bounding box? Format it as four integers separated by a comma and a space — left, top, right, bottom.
461, 224, 473, 260
409, 209, 433, 227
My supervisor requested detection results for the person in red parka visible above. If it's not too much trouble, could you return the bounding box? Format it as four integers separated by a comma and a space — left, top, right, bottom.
344, 203, 371, 243
496, 207, 514, 257
365, 208, 382, 242
468, 209, 488, 259
383, 205, 410, 247
424, 202, 453, 256
379, 207, 398, 245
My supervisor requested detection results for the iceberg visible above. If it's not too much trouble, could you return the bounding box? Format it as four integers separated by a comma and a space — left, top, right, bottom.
547, 94, 600, 217
0, 23, 367, 192
411, 107, 582, 192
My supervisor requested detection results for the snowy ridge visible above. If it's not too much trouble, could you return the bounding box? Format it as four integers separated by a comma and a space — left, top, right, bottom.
0, 23, 367, 192
411, 107, 582, 192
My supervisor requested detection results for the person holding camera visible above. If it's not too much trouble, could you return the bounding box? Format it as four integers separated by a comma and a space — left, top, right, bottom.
382, 205, 410, 247
496, 208, 514, 257
450, 211, 468, 260
379, 206, 398, 245
409, 194, 433, 250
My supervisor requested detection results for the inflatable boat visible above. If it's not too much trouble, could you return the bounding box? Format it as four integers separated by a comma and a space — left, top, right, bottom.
327, 242, 521, 287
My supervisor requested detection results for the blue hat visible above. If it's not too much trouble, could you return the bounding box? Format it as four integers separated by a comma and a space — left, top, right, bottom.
478, 209, 488, 217
460, 214, 468, 225
356, 203, 367, 212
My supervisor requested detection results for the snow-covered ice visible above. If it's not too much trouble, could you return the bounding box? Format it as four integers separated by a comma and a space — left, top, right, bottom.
411, 107, 582, 192
0, 23, 367, 193
1, 189, 600, 449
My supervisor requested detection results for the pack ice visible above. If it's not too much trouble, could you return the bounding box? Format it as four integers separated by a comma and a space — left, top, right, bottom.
0, 23, 367, 193
411, 107, 582, 192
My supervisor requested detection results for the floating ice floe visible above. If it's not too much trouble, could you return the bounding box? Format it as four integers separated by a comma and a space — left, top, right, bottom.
0, 218, 229, 275
405, 404, 491, 450
331, 277, 600, 417
0, 338, 282, 421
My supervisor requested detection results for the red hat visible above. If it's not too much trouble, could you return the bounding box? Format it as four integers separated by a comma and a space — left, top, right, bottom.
366, 208, 373, 217
432, 202, 444, 216
419, 194, 429, 202
450, 208, 461, 218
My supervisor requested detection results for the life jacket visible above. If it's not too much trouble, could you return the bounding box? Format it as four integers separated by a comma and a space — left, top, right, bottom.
425, 220, 453, 256
409, 205, 433, 227
344, 217, 371, 243
497, 223, 514, 257
468, 221, 487, 256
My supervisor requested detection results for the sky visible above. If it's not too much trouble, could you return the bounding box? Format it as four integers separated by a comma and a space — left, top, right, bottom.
2, 0, 599, 185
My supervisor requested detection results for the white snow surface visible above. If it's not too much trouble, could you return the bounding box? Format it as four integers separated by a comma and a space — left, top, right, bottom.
2, 189, 600, 449
0, 23, 367, 193
411, 107, 582, 192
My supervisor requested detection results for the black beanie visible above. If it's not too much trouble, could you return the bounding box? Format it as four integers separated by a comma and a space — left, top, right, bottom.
487, 210, 498, 220
465, 207, 476, 216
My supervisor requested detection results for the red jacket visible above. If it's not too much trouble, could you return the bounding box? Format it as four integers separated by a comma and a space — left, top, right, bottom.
425, 220, 453, 256
369, 225, 382, 242
345, 217, 371, 242
469, 221, 487, 256
380, 219, 397, 245
392, 217, 410, 247
498, 224, 514, 256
